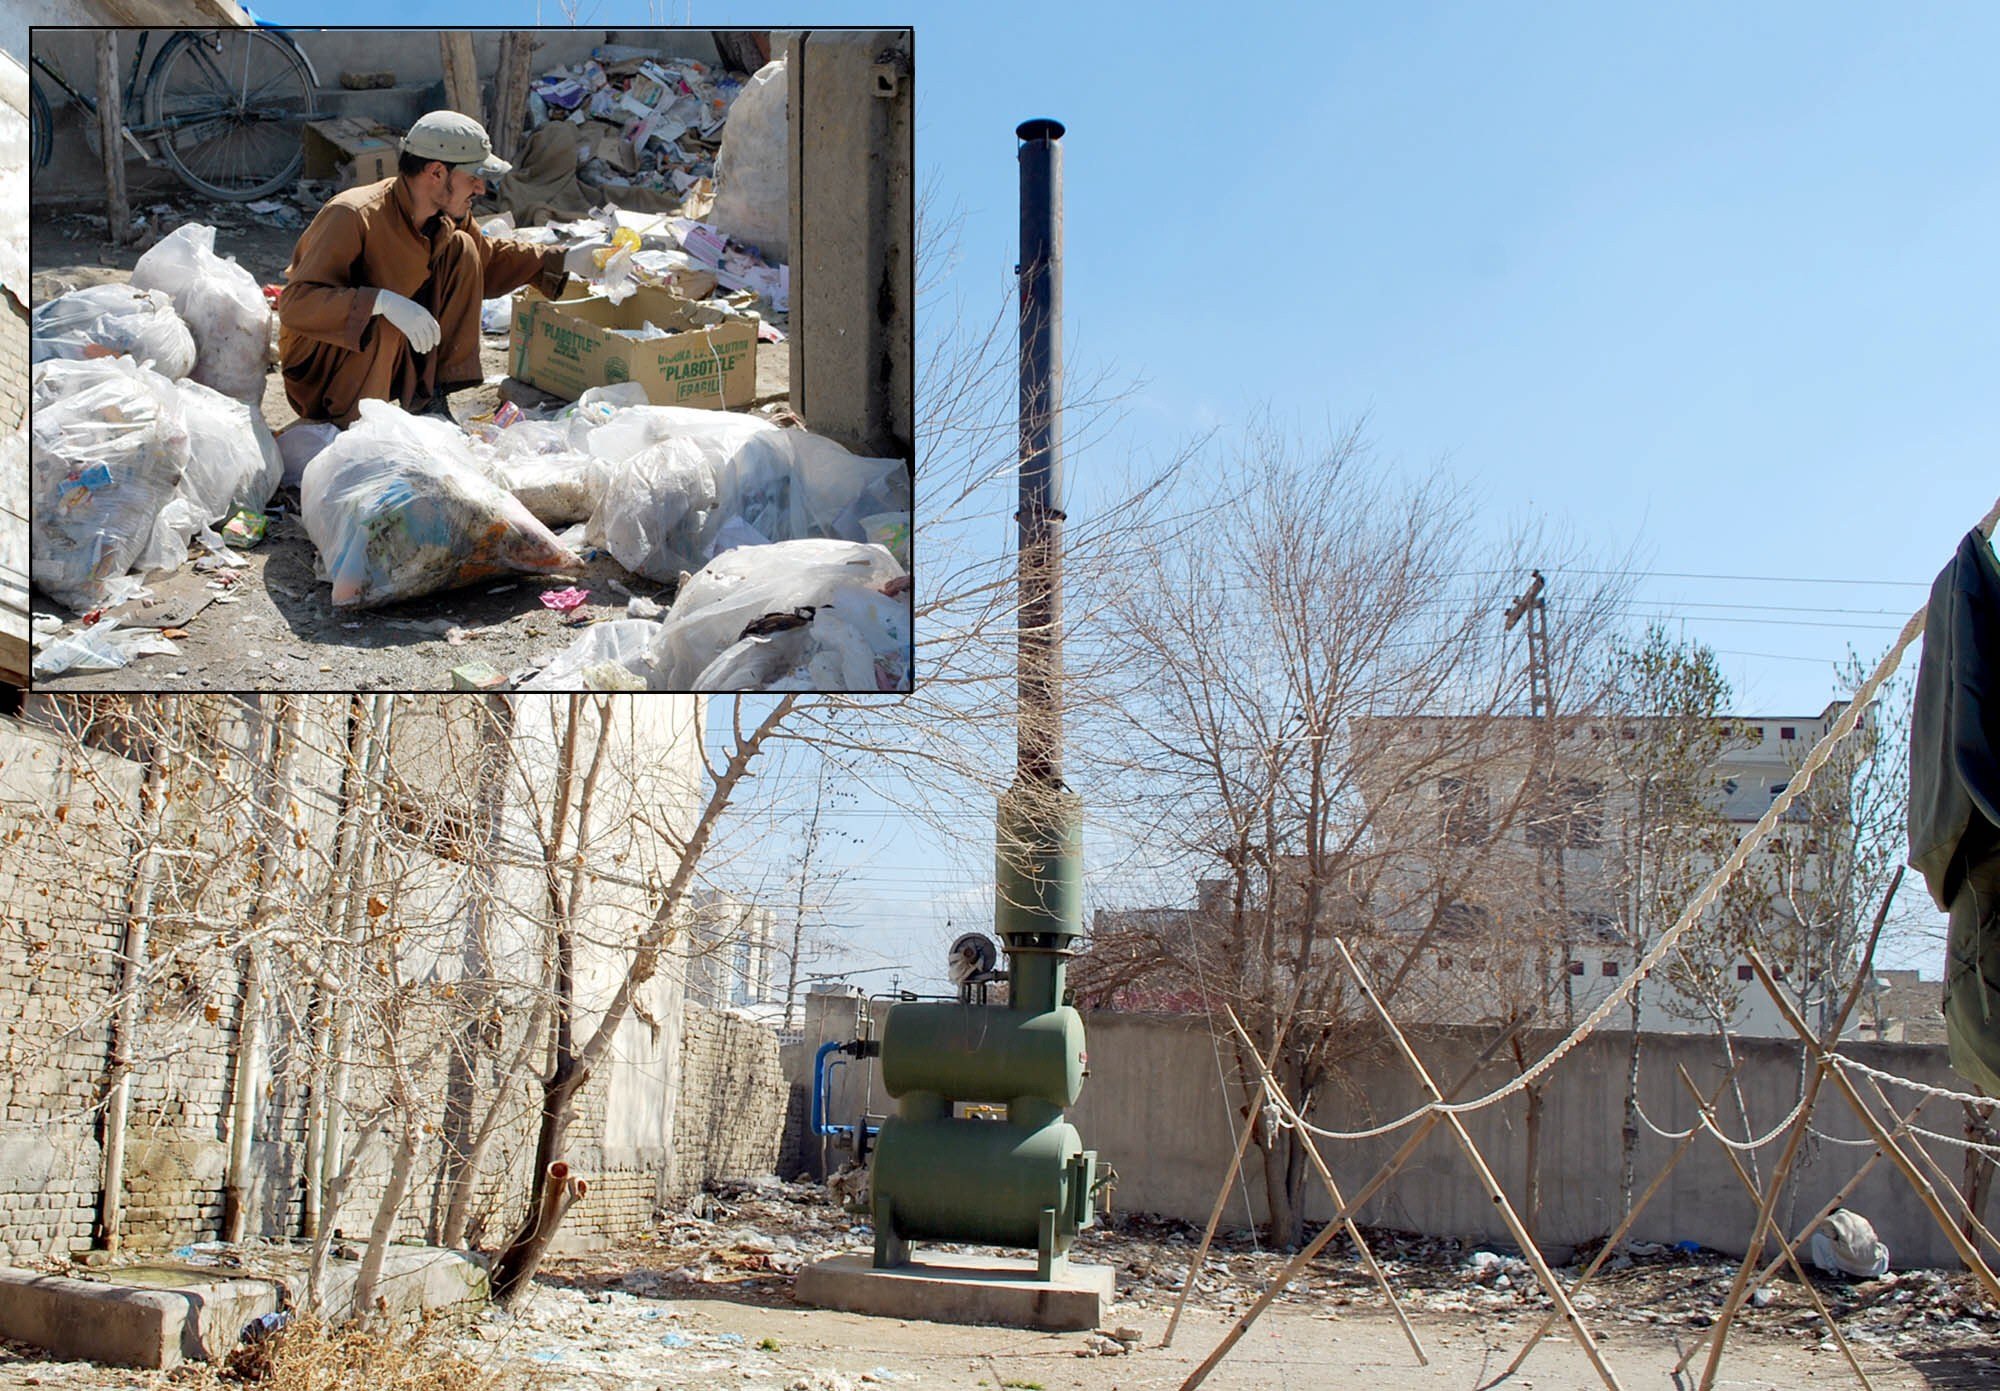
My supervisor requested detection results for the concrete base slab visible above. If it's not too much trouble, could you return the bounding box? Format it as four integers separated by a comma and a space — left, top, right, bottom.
0, 1265, 280, 1370
795, 1253, 1113, 1332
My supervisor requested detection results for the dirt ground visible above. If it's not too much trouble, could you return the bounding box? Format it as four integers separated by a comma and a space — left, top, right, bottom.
2, 1179, 1995, 1390
28, 195, 791, 692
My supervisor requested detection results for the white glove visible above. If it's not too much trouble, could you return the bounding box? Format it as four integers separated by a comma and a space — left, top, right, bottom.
372, 289, 440, 354
563, 239, 611, 279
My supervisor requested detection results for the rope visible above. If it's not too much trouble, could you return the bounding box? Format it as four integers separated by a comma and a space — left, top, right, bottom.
1245, 495, 2000, 1145
1828, 1054, 2000, 1113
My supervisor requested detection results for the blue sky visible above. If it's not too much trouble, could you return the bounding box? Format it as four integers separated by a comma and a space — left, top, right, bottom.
256, 3, 1997, 982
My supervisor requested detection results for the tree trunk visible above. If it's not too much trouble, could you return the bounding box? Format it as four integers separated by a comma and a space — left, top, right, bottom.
353, 1116, 418, 1319
1513, 1036, 1542, 1244
436, 697, 517, 1247
1619, 990, 1642, 1220
489, 1068, 589, 1302
96, 759, 165, 1252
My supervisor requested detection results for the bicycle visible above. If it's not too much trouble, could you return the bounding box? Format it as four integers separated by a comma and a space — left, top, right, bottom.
28, 28, 324, 203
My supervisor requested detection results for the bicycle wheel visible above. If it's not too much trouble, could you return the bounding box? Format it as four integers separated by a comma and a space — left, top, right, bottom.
29, 76, 51, 171
141, 28, 317, 202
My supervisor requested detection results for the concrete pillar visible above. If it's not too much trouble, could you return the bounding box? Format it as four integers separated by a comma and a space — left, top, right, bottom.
787, 29, 913, 462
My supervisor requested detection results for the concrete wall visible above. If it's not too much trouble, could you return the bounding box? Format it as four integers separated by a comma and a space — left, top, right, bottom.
0, 697, 791, 1265
776, 997, 1993, 1271
27, 27, 719, 201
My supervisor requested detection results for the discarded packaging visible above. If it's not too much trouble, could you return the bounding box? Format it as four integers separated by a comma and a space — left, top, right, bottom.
29, 357, 191, 611
129, 223, 273, 404
509, 283, 757, 409
30, 616, 180, 680
300, 400, 581, 608
520, 619, 661, 691
30, 284, 197, 379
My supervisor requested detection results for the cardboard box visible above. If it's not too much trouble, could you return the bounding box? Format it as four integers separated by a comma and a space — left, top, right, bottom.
509, 284, 756, 409
302, 117, 400, 189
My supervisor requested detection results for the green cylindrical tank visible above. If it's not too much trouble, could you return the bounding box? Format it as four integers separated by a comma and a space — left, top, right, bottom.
878, 1003, 1084, 1107
871, 1114, 1081, 1246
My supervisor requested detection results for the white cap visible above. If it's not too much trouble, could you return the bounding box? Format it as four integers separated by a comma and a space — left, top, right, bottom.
401, 109, 511, 181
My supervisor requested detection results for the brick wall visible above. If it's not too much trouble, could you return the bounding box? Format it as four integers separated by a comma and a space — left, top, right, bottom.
667, 1005, 786, 1201
0, 701, 742, 1264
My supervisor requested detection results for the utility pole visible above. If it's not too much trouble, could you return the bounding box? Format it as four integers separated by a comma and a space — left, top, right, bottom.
1505, 571, 1570, 1022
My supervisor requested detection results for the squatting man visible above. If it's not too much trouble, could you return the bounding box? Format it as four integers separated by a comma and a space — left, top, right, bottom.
277, 110, 609, 426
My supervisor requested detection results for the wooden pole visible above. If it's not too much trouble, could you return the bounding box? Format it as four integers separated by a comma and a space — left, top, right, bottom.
439, 32, 481, 120
1750, 952, 2000, 1303
1677, 1064, 1877, 1391
1506, 1060, 1742, 1374
1859, 1073, 2000, 1266
1328, 939, 1626, 1391
1694, 878, 1900, 1391
1175, 1016, 1535, 1381
95, 32, 128, 247
1222, 1006, 1428, 1365
1178, 1109, 1449, 1391
488, 32, 535, 164
1161, 1074, 1265, 1348
1670, 1091, 1927, 1376
1671, 1091, 1928, 1375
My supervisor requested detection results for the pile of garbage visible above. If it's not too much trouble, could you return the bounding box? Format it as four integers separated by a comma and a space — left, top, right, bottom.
28, 229, 279, 674
526, 47, 745, 206
277, 381, 911, 691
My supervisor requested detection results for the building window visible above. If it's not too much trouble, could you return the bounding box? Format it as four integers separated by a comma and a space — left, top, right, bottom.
1526, 777, 1604, 850
1568, 960, 1586, 976
1438, 777, 1491, 847
1438, 901, 1493, 937
1602, 961, 1620, 977
1469, 958, 1487, 973
1737, 964, 1754, 982
1436, 955, 1454, 971
1780, 726, 1796, 741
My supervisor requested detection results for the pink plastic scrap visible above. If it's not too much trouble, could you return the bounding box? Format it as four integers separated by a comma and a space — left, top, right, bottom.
540, 586, 590, 615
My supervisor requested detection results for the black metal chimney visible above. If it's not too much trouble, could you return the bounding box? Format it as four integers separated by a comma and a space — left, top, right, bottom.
1016, 117, 1066, 787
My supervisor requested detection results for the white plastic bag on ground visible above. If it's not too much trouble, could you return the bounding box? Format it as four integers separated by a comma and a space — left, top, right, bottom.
710, 59, 787, 260
520, 619, 662, 690
277, 421, 341, 487
30, 616, 180, 680
130, 224, 273, 405
29, 357, 189, 610
30, 284, 197, 379
174, 378, 282, 520
301, 400, 581, 608
705, 431, 907, 557
491, 451, 600, 526
586, 436, 719, 581
649, 538, 906, 688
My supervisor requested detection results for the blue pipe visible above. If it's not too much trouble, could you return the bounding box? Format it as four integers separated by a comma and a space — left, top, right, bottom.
813, 1039, 879, 1140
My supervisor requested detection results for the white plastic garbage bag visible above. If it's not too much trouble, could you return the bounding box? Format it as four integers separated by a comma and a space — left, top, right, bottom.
277, 420, 341, 488
29, 357, 190, 610
130, 223, 273, 405
30, 284, 197, 379
491, 450, 601, 527
519, 618, 662, 691
710, 59, 788, 260
174, 378, 282, 520
30, 615, 180, 680
585, 436, 719, 581
704, 431, 907, 557
649, 538, 906, 688
129, 380, 282, 575
301, 401, 581, 608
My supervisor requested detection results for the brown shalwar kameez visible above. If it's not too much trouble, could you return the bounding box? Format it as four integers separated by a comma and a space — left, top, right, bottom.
278, 176, 568, 425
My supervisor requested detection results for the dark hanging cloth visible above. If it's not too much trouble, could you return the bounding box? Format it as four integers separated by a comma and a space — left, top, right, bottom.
1910, 527, 2000, 1092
